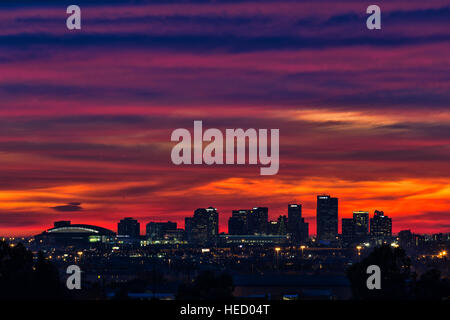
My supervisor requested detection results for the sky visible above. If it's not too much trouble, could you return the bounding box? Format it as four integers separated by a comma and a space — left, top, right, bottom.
0, 0, 449, 236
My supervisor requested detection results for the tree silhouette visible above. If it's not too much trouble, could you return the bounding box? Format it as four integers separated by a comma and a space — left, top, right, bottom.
347, 244, 450, 300
347, 244, 413, 300
0, 241, 66, 299
415, 269, 450, 300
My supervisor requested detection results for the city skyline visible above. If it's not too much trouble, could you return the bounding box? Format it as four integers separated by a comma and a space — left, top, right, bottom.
11, 197, 449, 239
0, 0, 449, 236
1, 190, 449, 237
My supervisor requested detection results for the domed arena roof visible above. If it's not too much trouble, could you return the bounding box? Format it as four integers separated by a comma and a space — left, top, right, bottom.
46, 223, 115, 236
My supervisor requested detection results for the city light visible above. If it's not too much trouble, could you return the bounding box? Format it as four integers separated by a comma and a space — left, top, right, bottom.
438, 251, 447, 258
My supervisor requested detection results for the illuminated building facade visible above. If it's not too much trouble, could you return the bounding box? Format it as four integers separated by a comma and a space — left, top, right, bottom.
370, 210, 392, 239
353, 211, 369, 242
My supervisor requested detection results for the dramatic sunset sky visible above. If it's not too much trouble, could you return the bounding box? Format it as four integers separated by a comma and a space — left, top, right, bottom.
0, 0, 449, 236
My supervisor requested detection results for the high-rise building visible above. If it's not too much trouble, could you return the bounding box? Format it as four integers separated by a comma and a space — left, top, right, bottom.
228, 210, 249, 235
398, 229, 413, 249
268, 220, 279, 235
278, 215, 288, 235
287, 204, 309, 242
288, 204, 302, 229
185, 207, 219, 245
268, 216, 288, 235
118, 217, 140, 238
341, 218, 354, 244
370, 210, 392, 239
146, 221, 177, 240
248, 207, 268, 235
353, 211, 369, 242
184, 217, 194, 242
316, 195, 338, 241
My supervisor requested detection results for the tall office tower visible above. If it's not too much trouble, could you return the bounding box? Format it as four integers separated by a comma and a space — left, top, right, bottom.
316, 195, 338, 241
341, 218, 354, 245
277, 215, 288, 235
228, 210, 249, 235
287, 203, 309, 242
184, 217, 193, 243
370, 210, 392, 240
248, 207, 268, 235
353, 211, 369, 242
146, 221, 177, 240
268, 216, 288, 235
186, 207, 219, 245
288, 204, 302, 230
268, 220, 279, 235
118, 217, 140, 238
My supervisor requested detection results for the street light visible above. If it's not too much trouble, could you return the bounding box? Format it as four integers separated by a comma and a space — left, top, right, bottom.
300, 245, 306, 259
275, 247, 281, 269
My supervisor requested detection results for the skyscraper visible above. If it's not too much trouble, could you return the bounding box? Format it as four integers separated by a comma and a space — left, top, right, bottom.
288, 204, 302, 226
228, 210, 249, 235
316, 195, 338, 241
185, 207, 219, 245
287, 204, 309, 242
248, 207, 268, 235
184, 217, 194, 242
276, 215, 288, 235
353, 211, 369, 242
118, 217, 140, 238
370, 210, 392, 239
341, 218, 354, 244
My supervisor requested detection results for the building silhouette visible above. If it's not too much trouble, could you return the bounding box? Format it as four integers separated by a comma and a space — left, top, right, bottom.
146, 221, 177, 240
370, 210, 392, 240
287, 204, 309, 242
341, 218, 354, 245
269, 215, 288, 235
185, 207, 219, 245
228, 210, 249, 235
399, 229, 414, 249
341, 211, 369, 245
118, 217, 140, 238
247, 207, 268, 235
353, 211, 369, 242
316, 195, 338, 242
35, 221, 115, 247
